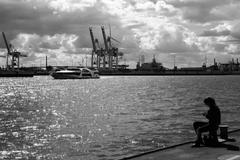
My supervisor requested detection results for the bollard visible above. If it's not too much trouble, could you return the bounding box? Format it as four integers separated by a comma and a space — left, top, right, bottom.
219, 125, 228, 139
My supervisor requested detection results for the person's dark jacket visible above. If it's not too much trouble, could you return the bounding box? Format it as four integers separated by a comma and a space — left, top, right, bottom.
206, 106, 221, 128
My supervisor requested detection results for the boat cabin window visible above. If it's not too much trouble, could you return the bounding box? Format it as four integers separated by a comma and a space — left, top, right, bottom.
82, 69, 92, 76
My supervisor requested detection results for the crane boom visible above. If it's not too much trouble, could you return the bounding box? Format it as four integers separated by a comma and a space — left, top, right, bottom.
2, 32, 10, 69
95, 39, 100, 49
110, 37, 121, 43
89, 27, 97, 52
101, 26, 109, 52
2, 32, 10, 53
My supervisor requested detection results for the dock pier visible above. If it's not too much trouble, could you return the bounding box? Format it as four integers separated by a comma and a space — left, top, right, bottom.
121, 129, 240, 160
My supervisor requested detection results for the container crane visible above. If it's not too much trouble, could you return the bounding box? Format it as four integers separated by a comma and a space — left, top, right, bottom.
89, 27, 106, 69
2, 32, 28, 70
89, 25, 124, 70
107, 25, 122, 69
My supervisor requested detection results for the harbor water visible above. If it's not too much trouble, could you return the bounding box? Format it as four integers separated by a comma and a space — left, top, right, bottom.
0, 76, 240, 160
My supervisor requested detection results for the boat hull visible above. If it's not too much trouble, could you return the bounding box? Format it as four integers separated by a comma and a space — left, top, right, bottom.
51, 73, 99, 79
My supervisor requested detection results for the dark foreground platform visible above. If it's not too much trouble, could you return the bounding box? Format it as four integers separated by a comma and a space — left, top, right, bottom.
0, 70, 34, 77
121, 129, 240, 160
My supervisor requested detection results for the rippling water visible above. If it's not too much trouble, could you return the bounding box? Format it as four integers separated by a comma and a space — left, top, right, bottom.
0, 76, 240, 160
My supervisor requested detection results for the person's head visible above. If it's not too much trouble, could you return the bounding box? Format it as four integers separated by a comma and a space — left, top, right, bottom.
204, 97, 216, 108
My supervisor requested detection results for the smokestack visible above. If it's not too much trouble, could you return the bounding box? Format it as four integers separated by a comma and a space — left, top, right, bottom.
237, 58, 239, 64
232, 58, 234, 64
214, 58, 216, 65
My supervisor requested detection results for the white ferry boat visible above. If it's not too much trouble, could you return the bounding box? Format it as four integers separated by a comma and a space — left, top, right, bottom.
51, 68, 100, 79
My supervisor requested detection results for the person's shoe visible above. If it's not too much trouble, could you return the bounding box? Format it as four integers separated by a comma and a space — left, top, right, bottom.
191, 139, 202, 148
191, 143, 201, 148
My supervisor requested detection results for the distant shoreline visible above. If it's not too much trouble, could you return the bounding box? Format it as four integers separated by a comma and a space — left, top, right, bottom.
99, 71, 240, 76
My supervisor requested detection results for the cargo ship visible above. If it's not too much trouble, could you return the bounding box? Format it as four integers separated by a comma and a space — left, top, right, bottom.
97, 57, 240, 76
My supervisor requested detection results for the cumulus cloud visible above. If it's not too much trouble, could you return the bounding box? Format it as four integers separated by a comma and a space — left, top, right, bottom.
1, 0, 240, 67
231, 22, 240, 40
200, 23, 232, 37
167, 0, 232, 23
0, 0, 123, 66
137, 24, 199, 53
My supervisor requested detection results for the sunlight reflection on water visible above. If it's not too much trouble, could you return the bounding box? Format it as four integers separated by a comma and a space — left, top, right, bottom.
0, 76, 240, 159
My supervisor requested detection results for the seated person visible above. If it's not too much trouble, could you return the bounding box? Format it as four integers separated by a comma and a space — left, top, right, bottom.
193, 97, 221, 147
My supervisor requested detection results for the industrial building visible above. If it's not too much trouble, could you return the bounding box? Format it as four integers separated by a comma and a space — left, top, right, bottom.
136, 55, 165, 71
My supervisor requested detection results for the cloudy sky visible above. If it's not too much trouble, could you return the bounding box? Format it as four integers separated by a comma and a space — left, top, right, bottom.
0, 0, 240, 68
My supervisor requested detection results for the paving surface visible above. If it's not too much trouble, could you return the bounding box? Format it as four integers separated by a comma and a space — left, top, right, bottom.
122, 130, 240, 160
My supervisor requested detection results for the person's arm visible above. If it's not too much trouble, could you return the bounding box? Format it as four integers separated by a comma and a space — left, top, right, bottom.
204, 110, 211, 120
202, 112, 207, 117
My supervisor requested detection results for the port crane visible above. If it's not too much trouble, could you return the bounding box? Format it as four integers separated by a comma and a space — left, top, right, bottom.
89, 27, 105, 68
106, 25, 123, 69
101, 26, 109, 69
89, 26, 123, 70
0, 32, 27, 70
102, 25, 122, 69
